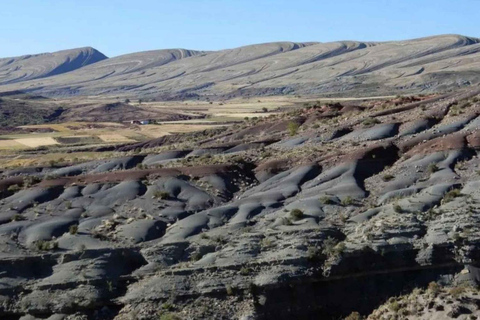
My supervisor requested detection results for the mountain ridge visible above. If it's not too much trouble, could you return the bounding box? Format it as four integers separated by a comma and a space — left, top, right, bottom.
1, 34, 480, 98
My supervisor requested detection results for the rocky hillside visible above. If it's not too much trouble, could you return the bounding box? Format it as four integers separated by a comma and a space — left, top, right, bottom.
2, 87, 480, 319
0, 35, 480, 99
0, 47, 107, 85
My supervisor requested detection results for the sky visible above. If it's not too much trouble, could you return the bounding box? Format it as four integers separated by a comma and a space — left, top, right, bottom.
1, 0, 479, 58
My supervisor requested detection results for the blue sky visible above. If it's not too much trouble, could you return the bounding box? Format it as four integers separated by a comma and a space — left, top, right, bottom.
1, 0, 479, 58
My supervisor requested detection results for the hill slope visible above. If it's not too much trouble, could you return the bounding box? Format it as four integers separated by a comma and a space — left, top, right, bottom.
1, 87, 480, 319
0, 47, 108, 84
1, 35, 480, 98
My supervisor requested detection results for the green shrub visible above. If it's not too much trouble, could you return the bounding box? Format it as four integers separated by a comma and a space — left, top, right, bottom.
341, 196, 354, 206
443, 188, 462, 203
226, 285, 234, 295
69, 224, 78, 235
154, 191, 170, 200
307, 246, 322, 261
362, 118, 380, 127
288, 121, 300, 136
261, 237, 273, 248
449, 285, 466, 299
423, 208, 440, 221
159, 313, 181, 320
35, 240, 58, 251
382, 174, 395, 182
7, 184, 21, 193
190, 251, 202, 262
345, 311, 363, 320
11, 214, 25, 221
322, 237, 345, 257
239, 267, 252, 275
428, 282, 441, 296
319, 196, 333, 205
388, 300, 401, 312
427, 163, 439, 174
290, 208, 304, 220
23, 175, 41, 188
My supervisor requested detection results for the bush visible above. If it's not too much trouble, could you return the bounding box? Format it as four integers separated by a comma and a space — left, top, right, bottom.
428, 282, 441, 296
322, 237, 345, 257
69, 224, 78, 235
7, 184, 21, 193
341, 196, 354, 206
393, 204, 402, 213
382, 174, 395, 182
443, 188, 462, 203
11, 214, 25, 222
226, 285, 234, 295
23, 175, 41, 188
388, 300, 401, 312
427, 163, 439, 174
159, 314, 181, 320
319, 196, 333, 205
35, 240, 58, 251
288, 121, 300, 136
190, 251, 202, 262
154, 191, 170, 200
345, 311, 363, 320
290, 209, 304, 220
362, 118, 380, 127
307, 246, 322, 261
239, 267, 252, 275
449, 285, 466, 299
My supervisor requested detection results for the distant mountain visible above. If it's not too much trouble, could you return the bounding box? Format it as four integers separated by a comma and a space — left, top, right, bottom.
1, 34, 479, 98
0, 47, 107, 84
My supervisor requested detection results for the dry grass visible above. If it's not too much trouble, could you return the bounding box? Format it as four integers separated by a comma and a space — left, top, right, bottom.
14, 137, 59, 148
0, 140, 24, 149
98, 134, 136, 143
0, 151, 117, 168
138, 123, 228, 138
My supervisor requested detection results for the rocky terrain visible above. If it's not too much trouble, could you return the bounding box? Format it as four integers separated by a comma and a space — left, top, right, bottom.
0, 34, 480, 99
2, 86, 480, 319
0, 94, 205, 127
0, 47, 107, 85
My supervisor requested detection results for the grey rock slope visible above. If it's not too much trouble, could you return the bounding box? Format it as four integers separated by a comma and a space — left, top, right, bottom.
1, 35, 480, 98
0, 47, 108, 84
2, 88, 480, 319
